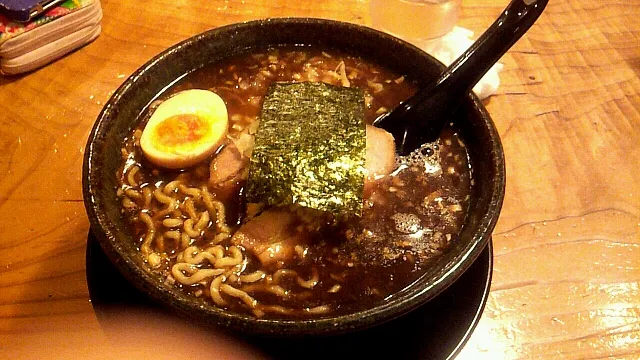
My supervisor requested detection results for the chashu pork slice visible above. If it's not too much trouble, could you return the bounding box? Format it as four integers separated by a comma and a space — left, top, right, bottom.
231, 208, 306, 267
364, 124, 396, 196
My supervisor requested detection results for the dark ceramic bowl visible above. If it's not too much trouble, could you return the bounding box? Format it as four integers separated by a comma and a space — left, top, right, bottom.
83, 18, 505, 336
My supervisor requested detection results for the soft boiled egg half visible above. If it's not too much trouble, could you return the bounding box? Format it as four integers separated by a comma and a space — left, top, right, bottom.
140, 89, 228, 169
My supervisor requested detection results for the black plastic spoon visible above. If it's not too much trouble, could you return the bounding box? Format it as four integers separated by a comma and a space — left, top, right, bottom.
373, 0, 549, 155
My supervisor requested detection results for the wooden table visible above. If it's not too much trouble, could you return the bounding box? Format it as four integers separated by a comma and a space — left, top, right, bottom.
1, 0, 639, 358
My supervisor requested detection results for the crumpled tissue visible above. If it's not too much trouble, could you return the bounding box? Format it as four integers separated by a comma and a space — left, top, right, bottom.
419, 26, 503, 99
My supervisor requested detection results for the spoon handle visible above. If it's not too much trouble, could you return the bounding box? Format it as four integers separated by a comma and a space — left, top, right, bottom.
375, 0, 549, 154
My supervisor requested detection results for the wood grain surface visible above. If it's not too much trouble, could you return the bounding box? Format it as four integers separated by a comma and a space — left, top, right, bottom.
1, 0, 639, 358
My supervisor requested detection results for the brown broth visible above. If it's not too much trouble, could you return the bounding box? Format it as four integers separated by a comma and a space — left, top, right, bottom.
116, 47, 472, 318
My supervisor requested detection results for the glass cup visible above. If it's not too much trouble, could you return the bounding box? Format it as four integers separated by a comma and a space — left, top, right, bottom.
370, 0, 461, 43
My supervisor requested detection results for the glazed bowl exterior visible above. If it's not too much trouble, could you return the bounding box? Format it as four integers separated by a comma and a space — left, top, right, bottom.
82, 18, 505, 336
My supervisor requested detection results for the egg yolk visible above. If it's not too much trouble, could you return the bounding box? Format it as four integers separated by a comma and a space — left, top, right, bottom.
152, 113, 210, 151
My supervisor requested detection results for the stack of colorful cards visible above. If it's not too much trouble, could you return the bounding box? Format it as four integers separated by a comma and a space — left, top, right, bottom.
0, 0, 102, 75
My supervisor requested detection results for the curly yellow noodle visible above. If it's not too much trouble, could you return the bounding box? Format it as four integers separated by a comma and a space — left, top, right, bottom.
305, 305, 331, 314
171, 263, 225, 285
227, 274, 239, 284
180, 233, 191, 249
211, 232, 230, 245
201, 187, 231, 233
229, 246, 242, 261
162, 218, 183, 228
239, 270, 266, 283
152, 188, 178, 219
178, 184, 201, 199
214, 246, 243, 267
194, 211, 210, 231
125, 188, 142, 199
242, 284, 290, 299
258, 305, 293, 315
126, 165, 140, 187
142, 187, 153, 208
182, 245, 217, 265
204, 245, 225, 259
210, 275, 227, 306
155, 233, 165, 252
183, 219, 201, 238
163, 180, 182, 194
297, 267, 319, 289
183, 198, 198, 220
153, 188, 176, 206
224, 266, 243, 277
271, 267, 318, 288
272, 269, 297, 284
220, 284, 257, 308
163, 230, 181, 240
121, 197, 136, 210
138, 212, 156, 256
265, 285, 289, 298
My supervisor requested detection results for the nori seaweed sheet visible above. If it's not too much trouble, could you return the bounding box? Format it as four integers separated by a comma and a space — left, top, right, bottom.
246, 82, 366, 216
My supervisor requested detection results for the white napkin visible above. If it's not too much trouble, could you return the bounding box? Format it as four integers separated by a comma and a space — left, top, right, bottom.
418, 26, 503, 99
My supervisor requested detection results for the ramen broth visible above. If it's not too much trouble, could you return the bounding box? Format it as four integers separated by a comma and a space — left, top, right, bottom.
117, 48, 473, 318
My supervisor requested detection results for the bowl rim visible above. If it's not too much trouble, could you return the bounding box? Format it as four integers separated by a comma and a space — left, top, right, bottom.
83, 17, 505, 336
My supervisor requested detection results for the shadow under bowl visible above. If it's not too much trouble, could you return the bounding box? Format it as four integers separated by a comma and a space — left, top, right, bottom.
82, 18, 505, 336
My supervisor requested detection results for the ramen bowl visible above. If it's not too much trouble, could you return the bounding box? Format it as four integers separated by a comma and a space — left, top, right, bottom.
82, 18, 505, 336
